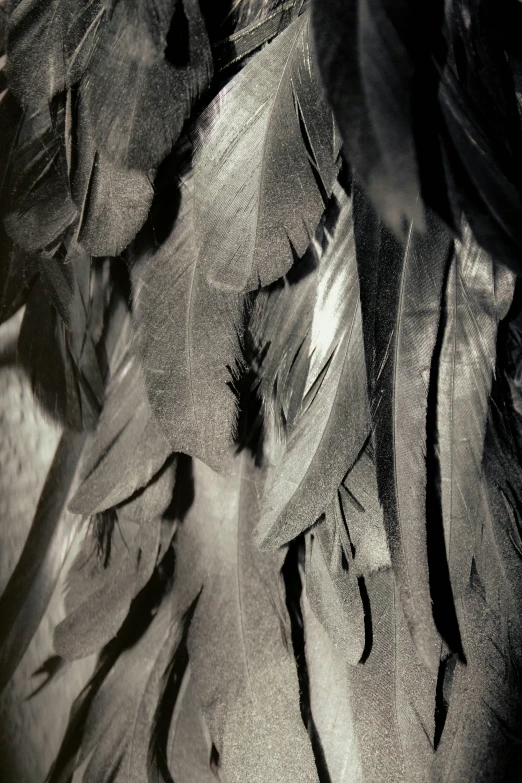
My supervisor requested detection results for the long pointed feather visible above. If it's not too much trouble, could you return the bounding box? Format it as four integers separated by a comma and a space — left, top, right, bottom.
192, 6, 340, 292
301, 571, 363, 783
437, 224, 515, 598
363, 208, 454, 669
255, 180, 369, 549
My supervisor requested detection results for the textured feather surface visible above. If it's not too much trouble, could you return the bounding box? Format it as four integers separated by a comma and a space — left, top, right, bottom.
45, 549, 177, 783
358, 207, 454, 669
83, 0, 213, 170
192, 6, 340, 292
5, 0, 102, 103
433, 393, 522, 782
167, 669, 217, 783
54, 459, 176, 660
69, 348, 172, 516
436, 225, 515, 598
339, 444, 391, 577
0, 430, 84, 695
255, 180, 369, 549
18, 251, 106, 431
301, 572, 363, 783
132, 171, 244, 471
173, 455, 319, 783
78, 595, 187, 783
2, 97, 77, 253
72, 92, 155, 257
304, 494, 365, 666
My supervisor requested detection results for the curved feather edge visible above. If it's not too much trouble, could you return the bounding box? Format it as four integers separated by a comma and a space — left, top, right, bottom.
192, 7, 340, 292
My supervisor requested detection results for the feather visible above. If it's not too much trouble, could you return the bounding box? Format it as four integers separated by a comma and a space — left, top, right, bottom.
0, 226, 37, 326
431, 381, 522, 782
167, 668, 217, 783
339, 444, 391, 577
82, 0, 213, 170
5, 0, 103, 104
310, 0, 434, 235
436, 224, 515, 599
437, 0, 522, 276
301, 566, 363, 783
358, 205, 454, 670
69, 348, 172, 516
304, 494, 365, 666
79, 599, 189, 783
173, 455, 319, 783
72, 90, 155, 257
2, 96, 77, 252
344, 568, 407, 783
18, 250, 106, 431
0, 430, 85, 696
192, 6, 341, 292
45, 548, 177, 783
54, 458, 176, 660
254, 179, 369, 549
132, 169, 245, 472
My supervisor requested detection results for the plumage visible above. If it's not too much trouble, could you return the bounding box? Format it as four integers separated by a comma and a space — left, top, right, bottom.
301, 572, 363, 783
433, 388, 522, 782
254, 179, 369, 549
5, 0, 102, 103
78, 597, 189, 783
54, 459, 176, 660
0, 430, 85, 696
82, 0, 213, 170
167, 669, 217, 783
192, 5, 340, 292
2, 97, 77, 253
304, 495, 365, 666
69, 348, 172, 516
173, 455, 319, 783
3, 2, 522, 781
72, 92, 155, 258
132, 169, 244, 472
18, 251, 106, 430
356, 203, 454, 670
436, 224, 515, 599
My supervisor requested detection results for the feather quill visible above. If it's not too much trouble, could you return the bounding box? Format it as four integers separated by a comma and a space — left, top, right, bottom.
173, 455, 319, 783
192, 6, 340, 292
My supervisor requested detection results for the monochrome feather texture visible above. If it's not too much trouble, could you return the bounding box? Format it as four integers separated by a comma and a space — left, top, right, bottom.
2, 1, 522, 781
